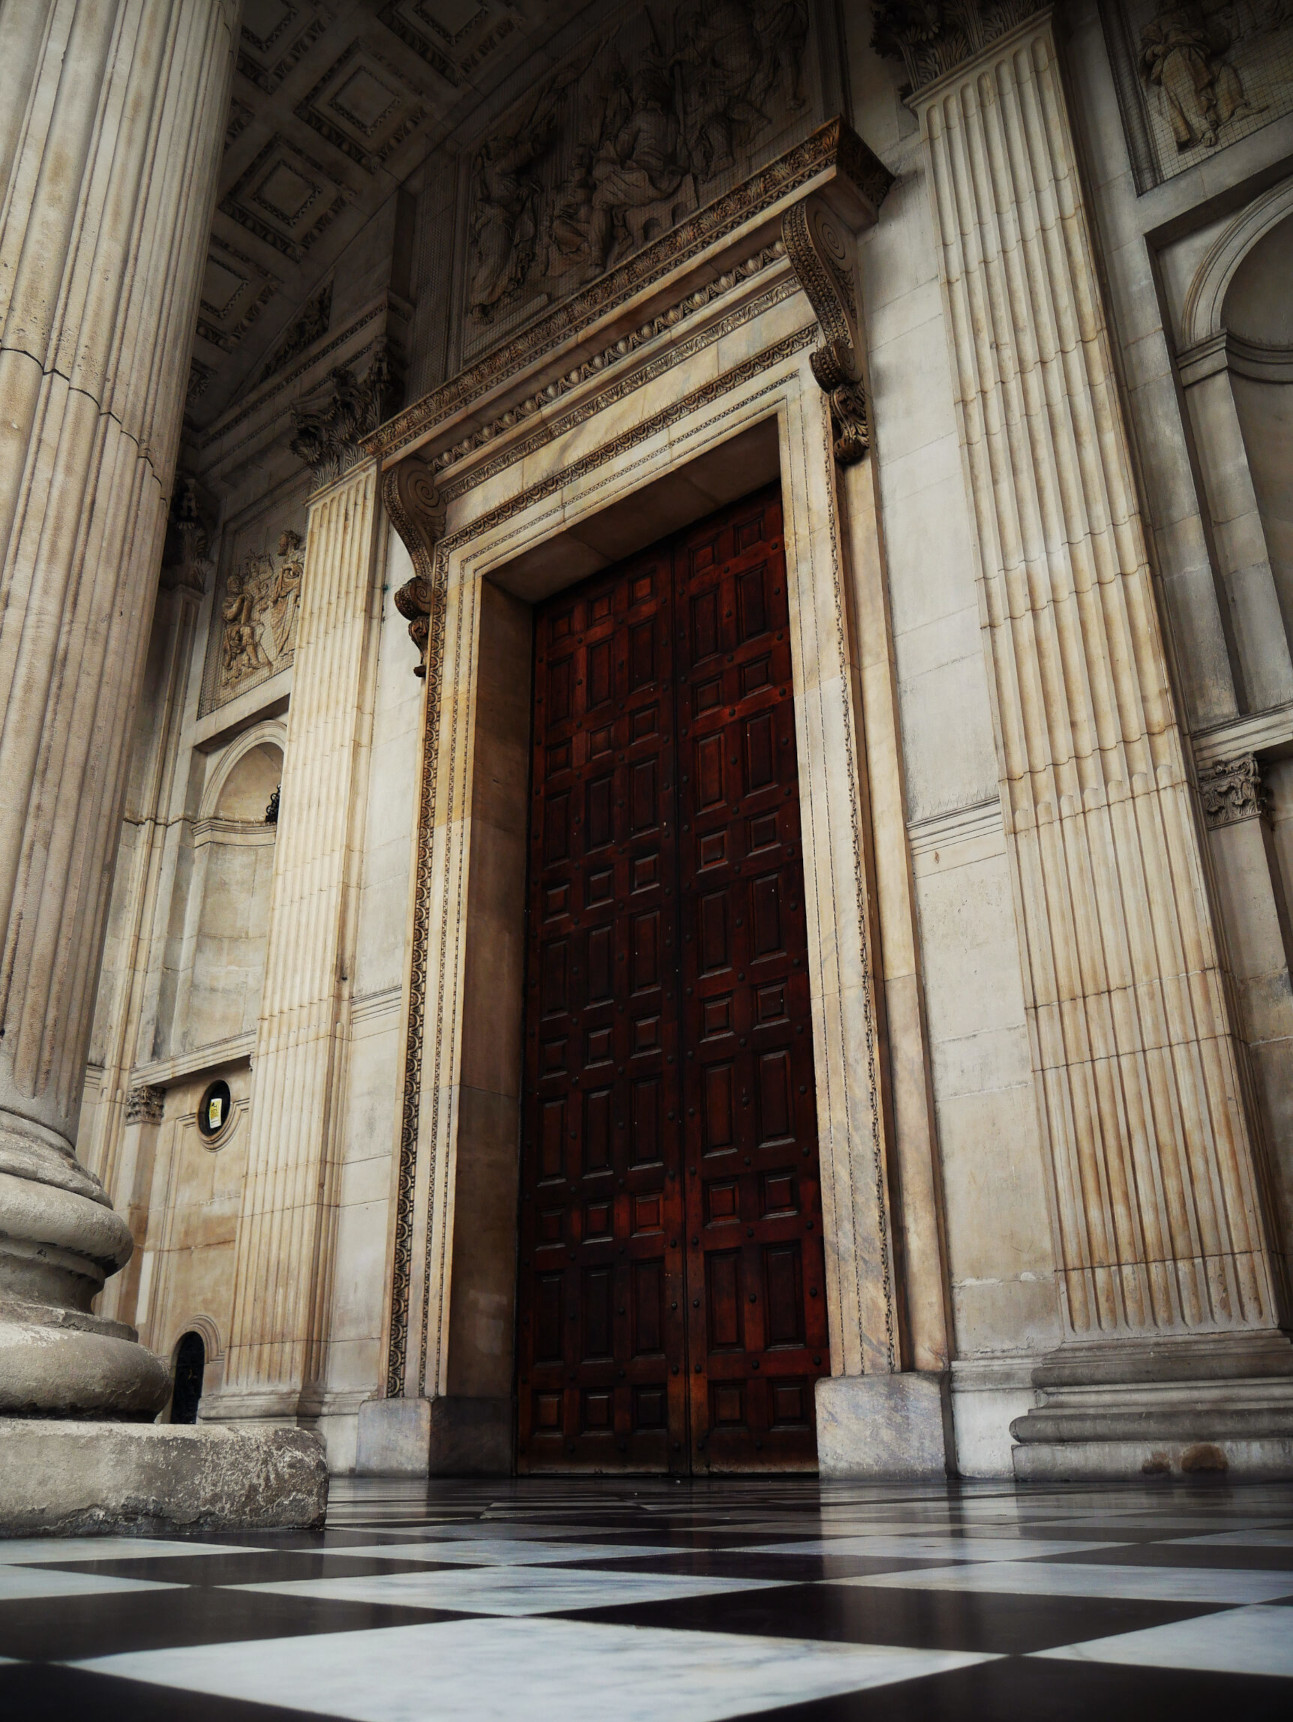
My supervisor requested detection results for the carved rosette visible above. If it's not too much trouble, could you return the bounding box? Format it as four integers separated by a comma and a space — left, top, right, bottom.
782, 195, 871, 466
383, 456, 443, 677
1200, 755, 1268, 828
125, 1084, 166, 1126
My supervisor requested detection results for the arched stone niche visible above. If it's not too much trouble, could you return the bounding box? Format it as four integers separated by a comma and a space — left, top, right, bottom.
171, 724, 285, 1055
1223, 214, 1293, 639
1176, 182, 1293, 712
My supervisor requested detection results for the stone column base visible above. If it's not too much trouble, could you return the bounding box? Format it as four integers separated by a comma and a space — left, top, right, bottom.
0, 1420, 328, 1536
815, 1373, 952, 1478
1010, 1335, 1293, 1480
356, 1395, 512, 1476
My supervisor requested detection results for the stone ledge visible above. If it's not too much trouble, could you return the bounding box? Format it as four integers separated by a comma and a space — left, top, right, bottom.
0, 1420, 328, 1536
815, 1373, 952, 1478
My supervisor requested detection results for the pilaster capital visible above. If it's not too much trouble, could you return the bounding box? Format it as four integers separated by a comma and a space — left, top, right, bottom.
1199, 754, 1268, 828
291, 347, 398, 488
125, 1084, 167, 1127
871, 0, 1052, 101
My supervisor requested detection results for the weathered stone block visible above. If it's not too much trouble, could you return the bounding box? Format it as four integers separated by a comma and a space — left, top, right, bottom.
815, 1373, 951, 1478
0, 1420, 327, 1536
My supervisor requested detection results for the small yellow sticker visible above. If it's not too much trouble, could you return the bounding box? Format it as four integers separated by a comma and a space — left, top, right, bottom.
208, 1097, 223, 1129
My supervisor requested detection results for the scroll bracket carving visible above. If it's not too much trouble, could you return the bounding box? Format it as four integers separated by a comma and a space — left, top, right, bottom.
383, 455, 443, 677
781, 193, 871, 466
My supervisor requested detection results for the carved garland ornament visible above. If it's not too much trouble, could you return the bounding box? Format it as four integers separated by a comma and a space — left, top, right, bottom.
781, 195, 871, 465
126, 1084, 167, 1126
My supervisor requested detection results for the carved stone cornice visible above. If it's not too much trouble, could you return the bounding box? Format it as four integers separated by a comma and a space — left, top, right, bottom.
872, 0, 1049, 98
291, 347, 396, 485
364, 119, 892, 463
1200, 755, 1268, 828
383, 455, 442, 678
782, 194, 871, 465
125, 1084, 166, 1126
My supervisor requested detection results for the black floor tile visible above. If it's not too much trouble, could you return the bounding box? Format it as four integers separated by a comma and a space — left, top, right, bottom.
0, 1663, 343, 1722
549, 1551, 957, 1582
557, 1579, 1232, 1655
35, 1552, 457, 1586
731, 1654, 1293, 1722
0, 1586, 468, 1661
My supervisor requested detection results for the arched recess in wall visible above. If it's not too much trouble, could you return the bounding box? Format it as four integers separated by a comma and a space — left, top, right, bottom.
177, 722, 285, 1054
1177, 179, 1293, 711
1222, 214, 1293, 631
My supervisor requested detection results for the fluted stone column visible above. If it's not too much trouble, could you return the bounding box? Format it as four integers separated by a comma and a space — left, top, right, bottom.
877, 2, 1293, 1475
213, 461, 384, 1422
0, 0, 236, 1419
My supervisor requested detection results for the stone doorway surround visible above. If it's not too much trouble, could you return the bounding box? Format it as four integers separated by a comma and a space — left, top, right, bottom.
356, 121, 956, 1478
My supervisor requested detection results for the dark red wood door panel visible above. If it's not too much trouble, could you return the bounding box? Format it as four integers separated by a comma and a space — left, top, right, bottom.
516, 488, 827, 1474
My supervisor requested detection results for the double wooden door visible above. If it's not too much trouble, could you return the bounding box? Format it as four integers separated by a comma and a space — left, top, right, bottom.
516, 487, 829, 1474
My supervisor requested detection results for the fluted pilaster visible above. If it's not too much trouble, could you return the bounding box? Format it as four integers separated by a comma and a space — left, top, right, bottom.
914, 14, 1286, 1343
219, 464, 383, 1414
0, 0, 236, 1415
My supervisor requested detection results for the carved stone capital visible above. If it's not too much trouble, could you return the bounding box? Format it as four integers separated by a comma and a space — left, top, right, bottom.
872, 0, 1049, 98
126, 1084, 167, 1126
1199, 755, 1268, 828
291, 347, 396, 486
383, 456, 442, 677
161, 476, 214, 595
782, 194, 871, 465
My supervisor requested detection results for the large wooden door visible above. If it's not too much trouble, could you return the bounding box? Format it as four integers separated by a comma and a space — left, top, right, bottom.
516, 488, 828, 1474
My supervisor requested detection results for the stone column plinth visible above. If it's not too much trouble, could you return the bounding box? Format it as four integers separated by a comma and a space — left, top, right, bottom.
0, 0, 241, 1422
879, 1, 1293, 1477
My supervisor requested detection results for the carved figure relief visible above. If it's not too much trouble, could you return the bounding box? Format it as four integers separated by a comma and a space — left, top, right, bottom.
461, 0, 816, 346
217, 530, 306, 697
1098, 0, 1293, 189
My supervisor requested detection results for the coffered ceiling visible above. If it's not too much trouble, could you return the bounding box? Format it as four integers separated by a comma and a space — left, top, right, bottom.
189, 0, 574, 428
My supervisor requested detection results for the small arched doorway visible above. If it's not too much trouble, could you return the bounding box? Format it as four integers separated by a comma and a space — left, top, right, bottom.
171, 1331, 206, 1424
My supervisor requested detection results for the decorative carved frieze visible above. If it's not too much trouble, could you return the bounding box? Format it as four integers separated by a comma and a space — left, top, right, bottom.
126, 1084, 166, 1126
871, 0, 1048, 95
782, 194, 871, 464
1200, 755, 1268, 828
365, 120, 891, 463
383, 456, 442, 678
460, 1, 813, 342
218, 530, 305, 695
259, 283, 332, 383
290, 349, 394, 484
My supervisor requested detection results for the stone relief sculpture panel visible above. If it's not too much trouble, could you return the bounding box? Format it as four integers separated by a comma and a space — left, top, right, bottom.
1100, 1, 1293, 191
457, 0, 825, 358
201, 522, 307, 713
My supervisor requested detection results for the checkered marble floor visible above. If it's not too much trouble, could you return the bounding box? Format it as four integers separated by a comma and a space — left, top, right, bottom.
3, 1476, 1293, 1720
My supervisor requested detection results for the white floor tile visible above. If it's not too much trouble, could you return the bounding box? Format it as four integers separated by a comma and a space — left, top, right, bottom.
335, 1539, 687, 1565
232, 1564, 793, 1616
857, 1561, 1293, 1604
1036, 1604, 1293, 1678
1172, 1528, 1293, 1547
0, 1567, 178, 1602
739, 1536, 1119, 1560
75, 1615, 995, 1722
0, 1536, 255, 1564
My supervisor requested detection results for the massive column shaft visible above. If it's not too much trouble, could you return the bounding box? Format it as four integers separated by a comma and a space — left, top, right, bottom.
911, 13, 1287, 1352
0, 0, 237, 1414
217, 463, 383, 1417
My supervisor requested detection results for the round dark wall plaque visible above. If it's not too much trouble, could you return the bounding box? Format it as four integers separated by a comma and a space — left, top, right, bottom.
197, 1079, 232, 1140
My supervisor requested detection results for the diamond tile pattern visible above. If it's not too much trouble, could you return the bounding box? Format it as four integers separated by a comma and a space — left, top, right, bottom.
2, 1477, 1291, 1720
